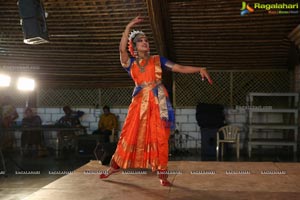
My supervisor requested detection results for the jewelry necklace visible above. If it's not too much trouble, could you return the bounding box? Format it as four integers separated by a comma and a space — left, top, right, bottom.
136, 56, 149, 73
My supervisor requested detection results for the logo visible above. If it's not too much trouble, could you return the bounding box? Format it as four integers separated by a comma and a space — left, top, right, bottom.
241, 2, 299, 16
240, 2, 254, 16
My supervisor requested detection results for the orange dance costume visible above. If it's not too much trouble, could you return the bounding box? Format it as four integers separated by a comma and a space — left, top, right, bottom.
112, 55, 175, 171
101, 17, 212, 187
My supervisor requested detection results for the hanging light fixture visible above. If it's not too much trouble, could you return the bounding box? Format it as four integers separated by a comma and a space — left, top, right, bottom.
0, 74, 11, 87
17, 77, 35, 91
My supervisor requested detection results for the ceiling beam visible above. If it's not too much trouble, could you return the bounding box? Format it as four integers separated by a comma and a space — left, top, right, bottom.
146, 0, 173, 58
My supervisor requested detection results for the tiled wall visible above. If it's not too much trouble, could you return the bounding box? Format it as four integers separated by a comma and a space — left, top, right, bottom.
13, 107, 283, 150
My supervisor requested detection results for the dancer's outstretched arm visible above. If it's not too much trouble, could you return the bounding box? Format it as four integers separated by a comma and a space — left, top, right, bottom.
119, 16, 143, 67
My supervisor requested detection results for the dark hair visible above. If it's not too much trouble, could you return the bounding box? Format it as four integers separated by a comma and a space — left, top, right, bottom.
132, 33, 146, 45
103, 105, 110, 111
63, 105, 71, 112
25, 107, 32, 113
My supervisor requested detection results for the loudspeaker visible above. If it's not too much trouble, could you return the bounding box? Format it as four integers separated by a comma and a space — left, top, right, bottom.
21, 17, 48, 44
196, 103, 225, 128
200, 128, 218, 159
201, 128, 228, 160
18, 0, 49, 44
18, 0, 40, 18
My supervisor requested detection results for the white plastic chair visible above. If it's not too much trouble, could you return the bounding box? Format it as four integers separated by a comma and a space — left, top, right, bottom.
216, 125, 240, 161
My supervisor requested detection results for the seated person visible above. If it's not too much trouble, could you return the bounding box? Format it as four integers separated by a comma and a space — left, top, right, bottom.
21, 107, 45, 156
93, 105, 118, 143
0, 96, 19, 149
57, 105, 84, 127
56, 106, 85, 152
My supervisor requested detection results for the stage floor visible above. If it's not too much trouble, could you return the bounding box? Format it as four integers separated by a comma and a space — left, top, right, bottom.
23, 161, 300, 200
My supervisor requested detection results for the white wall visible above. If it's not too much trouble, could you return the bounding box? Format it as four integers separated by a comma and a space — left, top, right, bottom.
13, 107, 283, 150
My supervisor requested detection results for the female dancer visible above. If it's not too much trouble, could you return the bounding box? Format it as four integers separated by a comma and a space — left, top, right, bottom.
100, 16, 212, 186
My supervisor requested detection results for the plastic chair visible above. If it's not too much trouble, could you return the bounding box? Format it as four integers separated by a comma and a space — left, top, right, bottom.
109, 115, 119, 143
216, 125, 240, 161
109, 128, 118, 143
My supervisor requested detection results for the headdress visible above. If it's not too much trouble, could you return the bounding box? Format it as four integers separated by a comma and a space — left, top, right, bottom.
128, 30, 145, 43
128, 30, 146, 57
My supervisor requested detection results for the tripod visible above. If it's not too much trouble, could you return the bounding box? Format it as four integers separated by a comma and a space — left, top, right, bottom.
169, 129, 190, 156
169, 127, 201, 157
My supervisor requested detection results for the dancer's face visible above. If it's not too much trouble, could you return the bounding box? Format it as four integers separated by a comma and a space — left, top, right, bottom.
135, 35, 149, 53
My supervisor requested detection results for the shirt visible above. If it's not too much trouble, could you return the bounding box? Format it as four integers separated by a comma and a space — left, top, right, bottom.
98, 113, 118, 131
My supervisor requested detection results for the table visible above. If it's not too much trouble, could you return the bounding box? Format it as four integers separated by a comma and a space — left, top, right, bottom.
3, 125, 87, 157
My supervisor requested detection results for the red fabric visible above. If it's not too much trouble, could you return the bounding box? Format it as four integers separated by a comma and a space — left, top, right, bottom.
112, 56, 170, 171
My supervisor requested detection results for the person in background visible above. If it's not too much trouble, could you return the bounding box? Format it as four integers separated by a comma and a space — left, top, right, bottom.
1, 96, 19, 128
94, 105, 118, 143
57, 105, 84, 127
21, 107, 46, 157
56, 106, 85, 154
0, 96, 19, 149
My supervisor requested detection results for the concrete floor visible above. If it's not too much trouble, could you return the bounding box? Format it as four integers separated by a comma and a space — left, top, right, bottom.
0, 149, 88, 200
17, 161, 300, 200
0, 147, 299, 200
